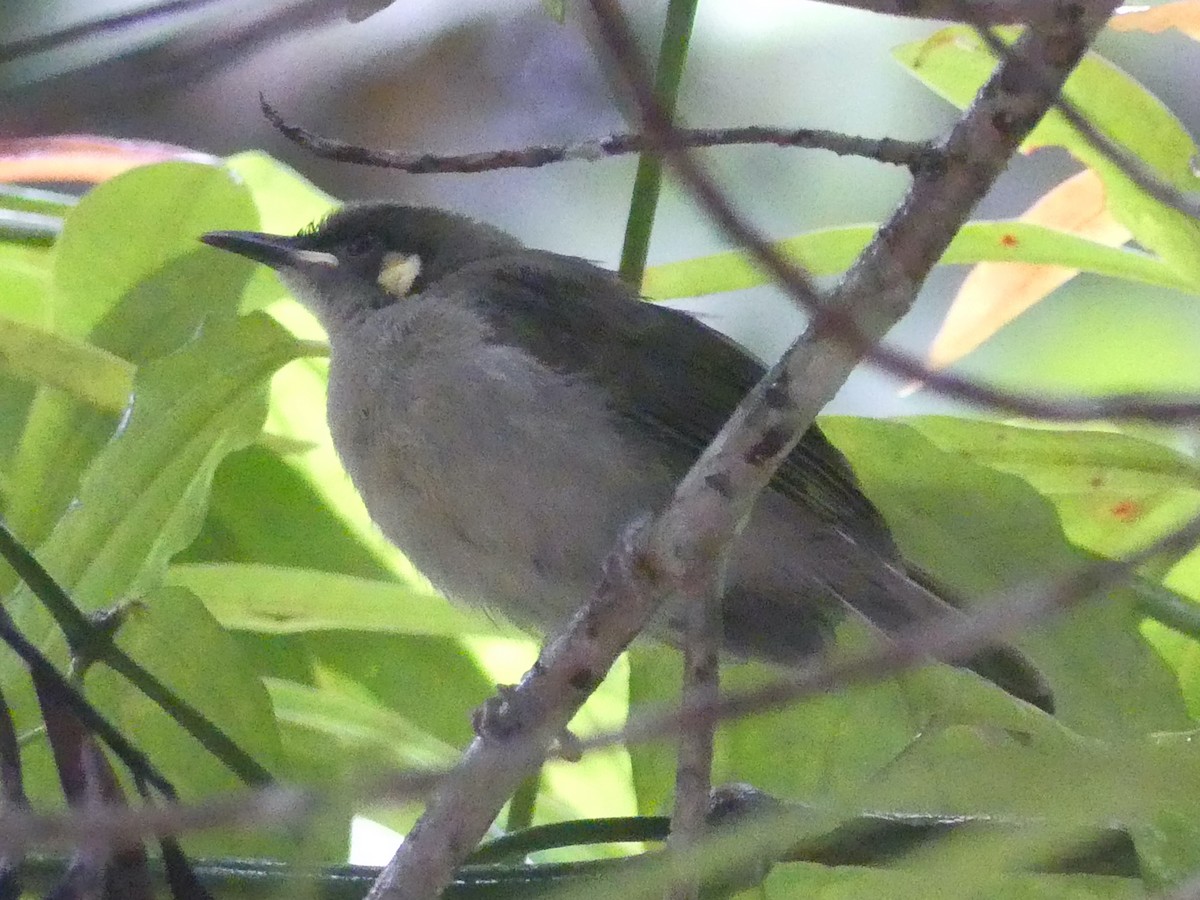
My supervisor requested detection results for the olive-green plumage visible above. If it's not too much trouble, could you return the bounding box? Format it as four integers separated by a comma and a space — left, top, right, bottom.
201, 204, 1051, 711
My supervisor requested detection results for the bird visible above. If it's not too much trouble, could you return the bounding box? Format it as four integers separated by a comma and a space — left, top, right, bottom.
200, 203, 1052, 712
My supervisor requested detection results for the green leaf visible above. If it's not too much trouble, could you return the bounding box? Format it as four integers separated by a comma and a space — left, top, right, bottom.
4, 165, 259, 550
24, 313, 302, 608
821, 416, 1189, 738
1, 314, 304, 784
266, 674, 457, 770
51, 162, 258, 337
0, 241, 52, 325
893, 27, 1200, 280
224, 151, 338, 235
178, 444, 394, 575
84, 584, 282, 800
168, 562, 519, 637
904, 418, 1200, 562
0, 315, 133, 412
641, 221, 1194, 301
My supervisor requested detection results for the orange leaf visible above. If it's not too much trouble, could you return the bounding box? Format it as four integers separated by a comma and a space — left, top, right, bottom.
0, 135, 217, 184
925, 169, 1132, 370
1110, 1, 1200, 40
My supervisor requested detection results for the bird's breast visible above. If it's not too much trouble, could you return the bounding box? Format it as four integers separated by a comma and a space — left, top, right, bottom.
326, 311, 667, 629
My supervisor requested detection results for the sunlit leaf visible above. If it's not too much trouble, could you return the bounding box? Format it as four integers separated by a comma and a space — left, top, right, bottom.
904, 417, 1200, 560
0, 316, 133, 412
1110, 1, 1200, 40
1, 315, 305, 809
822, 416, 1189, 738
168, 562, 517, 637
927, 170, 1134, 369
893, 28, 1200, 279
641, 220, 1191, 301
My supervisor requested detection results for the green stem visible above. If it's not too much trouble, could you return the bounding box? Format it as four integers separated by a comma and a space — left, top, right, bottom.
1134, 579, 1200, 643
0, 520, 272, 786
472, 816, 670, 864
504, 769, 543, 834
617, 0, 701, 287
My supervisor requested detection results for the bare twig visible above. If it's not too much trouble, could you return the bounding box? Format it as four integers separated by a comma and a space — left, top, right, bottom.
0, 0, 225, 65
601, 507, 1200, 757
957, 6, 1200, 219
0, 607, 175, 798
259, 98, 934, 174
666, 573, 722, 900
809, 0, 1061, 23
0, 786, 309, 856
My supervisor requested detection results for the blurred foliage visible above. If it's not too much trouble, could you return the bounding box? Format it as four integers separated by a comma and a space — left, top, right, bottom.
0, 14, 1198, 900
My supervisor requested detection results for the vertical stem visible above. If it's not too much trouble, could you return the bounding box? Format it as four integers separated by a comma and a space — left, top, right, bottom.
504, 770, 542, 833
617, 0, 701, 286
666, 572, 722, 900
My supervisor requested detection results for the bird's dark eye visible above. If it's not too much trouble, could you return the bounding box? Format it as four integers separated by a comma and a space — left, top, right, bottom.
344, 233, 377, 257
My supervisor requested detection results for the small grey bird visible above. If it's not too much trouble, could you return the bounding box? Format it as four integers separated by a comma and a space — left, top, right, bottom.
201, 204, 1051, 711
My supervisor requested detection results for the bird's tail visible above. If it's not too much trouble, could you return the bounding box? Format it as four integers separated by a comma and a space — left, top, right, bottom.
902, 566, 1054, 714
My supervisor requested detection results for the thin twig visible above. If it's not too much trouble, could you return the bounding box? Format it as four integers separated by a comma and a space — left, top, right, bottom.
809, 0, 1061, 23
0, 0, 226, 65
0, 521, 272, 786
260, 97, 934, 174
0, 608, 175, 799
956, 5, 1200, 220
666, 570, 721, 900
0, 785, 309, 856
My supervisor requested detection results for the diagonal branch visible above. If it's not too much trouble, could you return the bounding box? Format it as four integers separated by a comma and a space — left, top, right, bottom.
362, 3, 1118, 900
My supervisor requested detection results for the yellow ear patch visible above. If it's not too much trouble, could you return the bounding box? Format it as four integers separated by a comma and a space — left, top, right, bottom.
377, 252, 422, 297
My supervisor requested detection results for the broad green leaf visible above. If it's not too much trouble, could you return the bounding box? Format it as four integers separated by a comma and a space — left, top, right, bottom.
5, 166, 259, 550
0, 315, 133, 412
266, 674, 457, 770
893, 28, 1200, 280
2, 314, 304, 776
821, 416, 1189, 738
0, 241, 51, 325
761, 862, 1142, 899
178, 444, 395, 576
85, 586, 282, 831
224, 151, 337, 235
19, 312, 303, 610
904, 418, 1200, 560
51, 162, 257, 337
168, 562, 518, 637
641, 221, 1193, 301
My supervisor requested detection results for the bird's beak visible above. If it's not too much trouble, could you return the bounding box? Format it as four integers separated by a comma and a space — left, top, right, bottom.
200, 230, 339, 271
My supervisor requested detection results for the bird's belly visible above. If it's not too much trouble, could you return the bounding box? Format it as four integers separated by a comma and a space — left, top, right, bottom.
328, 356, 666, 632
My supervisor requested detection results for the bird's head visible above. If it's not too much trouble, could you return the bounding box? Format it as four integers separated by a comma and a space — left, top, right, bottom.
201, 203, 522, 333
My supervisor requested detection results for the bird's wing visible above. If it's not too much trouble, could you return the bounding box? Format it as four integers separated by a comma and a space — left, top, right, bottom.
441, 251, 897, 555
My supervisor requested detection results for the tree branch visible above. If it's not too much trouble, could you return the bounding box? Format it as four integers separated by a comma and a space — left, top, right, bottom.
361, 2, 1118, 899
259, 98, 933, 173
808, 0, 1062, 23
